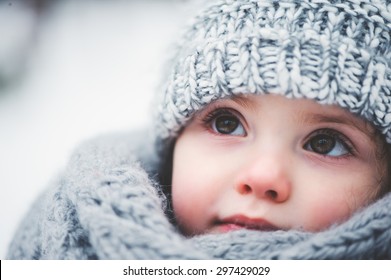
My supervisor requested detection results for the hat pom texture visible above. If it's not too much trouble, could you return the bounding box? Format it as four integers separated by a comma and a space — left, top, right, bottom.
156, 0, 391, 143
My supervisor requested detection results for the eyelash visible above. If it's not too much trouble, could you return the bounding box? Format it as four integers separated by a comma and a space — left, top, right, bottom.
201, 107, 245, 135
304, 129, 356, 157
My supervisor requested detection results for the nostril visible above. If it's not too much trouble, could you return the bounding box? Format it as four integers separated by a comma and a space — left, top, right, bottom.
238, 184, 252, 194
265, 190, 278, 200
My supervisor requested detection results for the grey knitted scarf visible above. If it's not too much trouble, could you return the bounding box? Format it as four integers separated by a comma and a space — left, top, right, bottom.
7, 0, 391, 260
7, 131, 391, 259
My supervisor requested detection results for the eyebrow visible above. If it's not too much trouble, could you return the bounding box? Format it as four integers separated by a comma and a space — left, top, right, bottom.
230, 95, 258, 112
226, 95, 376, 140
299, 112, 375, 139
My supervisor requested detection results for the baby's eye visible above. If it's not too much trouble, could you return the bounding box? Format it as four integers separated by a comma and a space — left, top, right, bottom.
304, 130, 351, 157
208, 111, 246, 136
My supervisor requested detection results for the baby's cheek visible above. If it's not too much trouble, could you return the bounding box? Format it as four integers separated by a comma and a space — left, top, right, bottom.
303, 197, 352, 231
172, 181, 193, 216
172, 179, 209, 234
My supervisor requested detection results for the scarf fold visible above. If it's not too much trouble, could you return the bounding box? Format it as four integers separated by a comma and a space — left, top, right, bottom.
7, 131, 391, 259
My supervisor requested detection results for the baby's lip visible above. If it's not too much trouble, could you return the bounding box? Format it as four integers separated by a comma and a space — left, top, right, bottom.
215, 215, 280, 232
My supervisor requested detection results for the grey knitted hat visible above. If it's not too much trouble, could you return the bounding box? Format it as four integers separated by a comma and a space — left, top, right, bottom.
155, 0, 391, 146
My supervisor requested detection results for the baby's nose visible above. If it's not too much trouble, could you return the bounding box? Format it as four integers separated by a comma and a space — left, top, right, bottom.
234, 155, 291, 203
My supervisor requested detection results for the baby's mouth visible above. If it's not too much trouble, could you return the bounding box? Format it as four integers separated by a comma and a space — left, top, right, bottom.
214, 215, 280, 233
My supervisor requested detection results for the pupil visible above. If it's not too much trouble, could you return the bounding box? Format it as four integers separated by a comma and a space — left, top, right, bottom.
216, 116, 239, 134
310, 134, 335, 154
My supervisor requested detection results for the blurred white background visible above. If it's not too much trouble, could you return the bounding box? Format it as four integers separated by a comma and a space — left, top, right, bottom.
0, 0, 202, 258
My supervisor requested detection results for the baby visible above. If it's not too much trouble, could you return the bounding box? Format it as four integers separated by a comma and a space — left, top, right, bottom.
171, 94, 390, 235
154, 0, 391, 237
7, 0, 391, 259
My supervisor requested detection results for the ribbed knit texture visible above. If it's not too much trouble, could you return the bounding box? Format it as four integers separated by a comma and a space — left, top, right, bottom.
155, 0, 391, 144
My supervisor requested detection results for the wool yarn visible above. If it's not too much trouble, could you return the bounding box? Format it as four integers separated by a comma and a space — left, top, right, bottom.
155, 0, 391, 145
6, 131, 391, 259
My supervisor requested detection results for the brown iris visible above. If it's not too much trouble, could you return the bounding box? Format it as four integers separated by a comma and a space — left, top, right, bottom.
309, 134, 336, 154
215, 115, 240, 134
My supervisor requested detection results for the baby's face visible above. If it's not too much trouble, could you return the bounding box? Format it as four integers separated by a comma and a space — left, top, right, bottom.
171, 94, 385, 235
